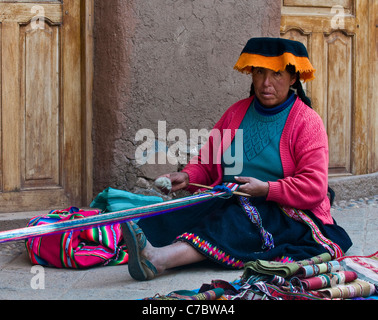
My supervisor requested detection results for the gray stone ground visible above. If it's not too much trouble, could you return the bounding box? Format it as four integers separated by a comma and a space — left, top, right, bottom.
0, 195, 377, 300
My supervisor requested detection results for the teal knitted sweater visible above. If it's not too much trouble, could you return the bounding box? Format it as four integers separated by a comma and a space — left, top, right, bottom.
223, 94, 295, 182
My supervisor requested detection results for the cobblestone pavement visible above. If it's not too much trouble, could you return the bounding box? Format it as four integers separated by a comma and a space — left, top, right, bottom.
0, 241, 25, 255
332, 195, 378, 209
331, 195, 378, 258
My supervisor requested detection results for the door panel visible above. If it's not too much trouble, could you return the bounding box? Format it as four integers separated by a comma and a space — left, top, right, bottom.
20, 21, 60, 190
324, 31, 353, 175
281, 0, 373, 176
0, 0, 92, 212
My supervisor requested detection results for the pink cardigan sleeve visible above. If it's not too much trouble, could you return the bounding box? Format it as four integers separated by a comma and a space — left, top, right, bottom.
267, 146, 329, 209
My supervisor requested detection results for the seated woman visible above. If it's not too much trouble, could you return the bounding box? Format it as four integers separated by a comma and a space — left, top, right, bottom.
122, 37, 352, 281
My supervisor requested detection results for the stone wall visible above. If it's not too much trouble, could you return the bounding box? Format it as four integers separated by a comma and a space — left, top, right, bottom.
92, 0, 281, 197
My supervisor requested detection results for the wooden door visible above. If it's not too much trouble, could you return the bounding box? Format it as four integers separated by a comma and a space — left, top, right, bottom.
0, 0, 93, 212
281, 0, 376, 176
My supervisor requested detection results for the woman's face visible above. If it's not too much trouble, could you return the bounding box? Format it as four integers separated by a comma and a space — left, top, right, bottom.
252, 67, 297, 108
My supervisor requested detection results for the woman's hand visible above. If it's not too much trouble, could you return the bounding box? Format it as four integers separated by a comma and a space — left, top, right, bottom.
159, 172, 189, 193
234, 176, 269, 198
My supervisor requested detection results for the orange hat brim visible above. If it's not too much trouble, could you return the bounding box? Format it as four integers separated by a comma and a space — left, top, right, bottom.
234, 52, 316, 82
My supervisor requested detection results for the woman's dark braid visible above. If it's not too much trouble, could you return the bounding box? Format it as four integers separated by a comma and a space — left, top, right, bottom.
292, 76, 312, 108
249, 82, 255, 97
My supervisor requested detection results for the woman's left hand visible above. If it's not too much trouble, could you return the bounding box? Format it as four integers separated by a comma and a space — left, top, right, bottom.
234, 176, 269, 198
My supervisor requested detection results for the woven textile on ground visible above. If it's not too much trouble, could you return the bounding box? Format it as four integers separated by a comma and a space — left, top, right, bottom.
25, 207, 128, 269
145, 252, 378, 300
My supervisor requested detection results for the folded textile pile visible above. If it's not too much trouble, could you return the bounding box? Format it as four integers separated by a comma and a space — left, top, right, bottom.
239, 253, 377, 300
243, 252, 332, 278
145, 252, 378, 300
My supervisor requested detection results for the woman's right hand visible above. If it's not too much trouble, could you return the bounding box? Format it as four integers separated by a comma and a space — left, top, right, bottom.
159, 172, 189, 193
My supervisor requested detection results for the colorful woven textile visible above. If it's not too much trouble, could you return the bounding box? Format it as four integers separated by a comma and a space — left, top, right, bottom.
145, 288, 225, 301
316, 279, 376, 299
219, 183, 275, 250
177, 232, 245, 269
232, 252, 377, 300
280, 206, 344, 259
144, 252, 378, 300
26, 207, 128, 269
145, 279, 241, 301
243, 253, 332, 278
243, 280, 323, 300
230, 275, 374, 300
338, 252, 378, 288
291, 271, 358, 290
296, 260, 342, 278
238, 196, 274, 250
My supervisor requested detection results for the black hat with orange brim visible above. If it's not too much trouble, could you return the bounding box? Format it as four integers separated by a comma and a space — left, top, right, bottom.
234, 37, 315, 82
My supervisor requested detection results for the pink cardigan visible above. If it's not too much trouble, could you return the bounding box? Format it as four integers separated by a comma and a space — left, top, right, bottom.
182, 96, 333, 225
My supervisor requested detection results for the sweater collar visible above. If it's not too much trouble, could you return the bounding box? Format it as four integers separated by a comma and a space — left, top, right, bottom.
254, 90, 296, 116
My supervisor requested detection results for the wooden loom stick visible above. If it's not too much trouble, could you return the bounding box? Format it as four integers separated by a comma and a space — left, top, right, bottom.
0, 191, 231, 244
189, 183, 251, 197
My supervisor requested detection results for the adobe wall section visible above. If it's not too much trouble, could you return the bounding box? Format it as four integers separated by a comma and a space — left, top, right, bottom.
93, 0, 281, 197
